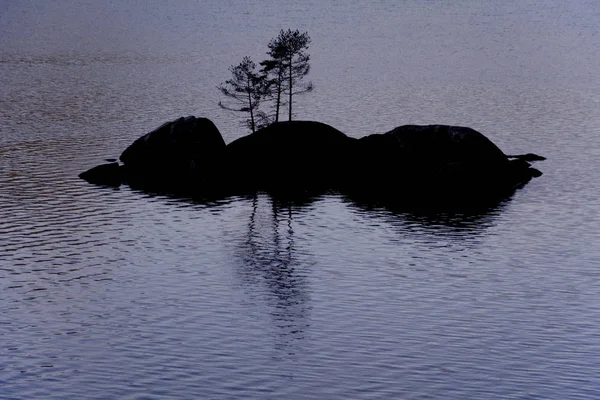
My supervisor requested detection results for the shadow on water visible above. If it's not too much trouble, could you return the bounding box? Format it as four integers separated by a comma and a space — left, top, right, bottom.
119, 175, 515, 243
122, 175, 331, 212
117, 155, 520, 229
234, 193, 312, 354
122, 178, 514, 238
340, 183, 517, 238
118, 180, 243, 210
227, 188, 513, 342
85, 182, 516, 354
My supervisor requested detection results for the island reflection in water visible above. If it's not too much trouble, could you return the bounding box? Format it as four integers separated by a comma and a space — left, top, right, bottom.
210, 188, 511, 353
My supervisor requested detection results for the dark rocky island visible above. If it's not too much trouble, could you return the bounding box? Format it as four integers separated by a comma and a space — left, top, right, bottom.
79, 116, 544, 206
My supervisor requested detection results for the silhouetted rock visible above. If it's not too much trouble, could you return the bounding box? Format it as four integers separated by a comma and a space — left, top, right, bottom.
119, 116, 226, 189
351, 125, 541, 203
79, 162, 122, 187
79, 117, 544, 205
225, 121, 357, 193
529, 168, 543, 178
507, 153, 547, 161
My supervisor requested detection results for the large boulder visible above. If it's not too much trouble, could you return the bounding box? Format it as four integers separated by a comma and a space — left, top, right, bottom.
80, 117, 544, 205
351, 125, 541, 202
225, 121, 357, 193
120, 116, 226, 188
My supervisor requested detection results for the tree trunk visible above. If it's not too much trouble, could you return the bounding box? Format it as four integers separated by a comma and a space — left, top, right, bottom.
247, 80, 255, 133
275, 80, 281, 123
288, 55, 293, 122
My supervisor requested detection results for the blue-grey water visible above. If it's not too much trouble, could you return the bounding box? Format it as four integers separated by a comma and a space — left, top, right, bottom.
2, 1, 600, 398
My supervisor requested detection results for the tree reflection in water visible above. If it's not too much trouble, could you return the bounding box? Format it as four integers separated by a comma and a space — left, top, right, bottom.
232, 189, 511, 356
235, 193, 313, 355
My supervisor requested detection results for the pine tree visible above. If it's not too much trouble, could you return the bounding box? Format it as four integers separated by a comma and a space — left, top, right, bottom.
260, 55, 286, 123
217, 56, 265, 133
263, 29, 313, 122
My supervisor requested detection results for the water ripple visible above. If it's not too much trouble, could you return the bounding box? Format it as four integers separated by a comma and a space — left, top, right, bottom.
3, 0, 600, 398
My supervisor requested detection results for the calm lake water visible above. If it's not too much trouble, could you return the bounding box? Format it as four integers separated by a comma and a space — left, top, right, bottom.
2, 1, 600, 398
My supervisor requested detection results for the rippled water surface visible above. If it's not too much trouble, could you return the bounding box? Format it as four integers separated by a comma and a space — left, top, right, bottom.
2, 1, 600, 398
